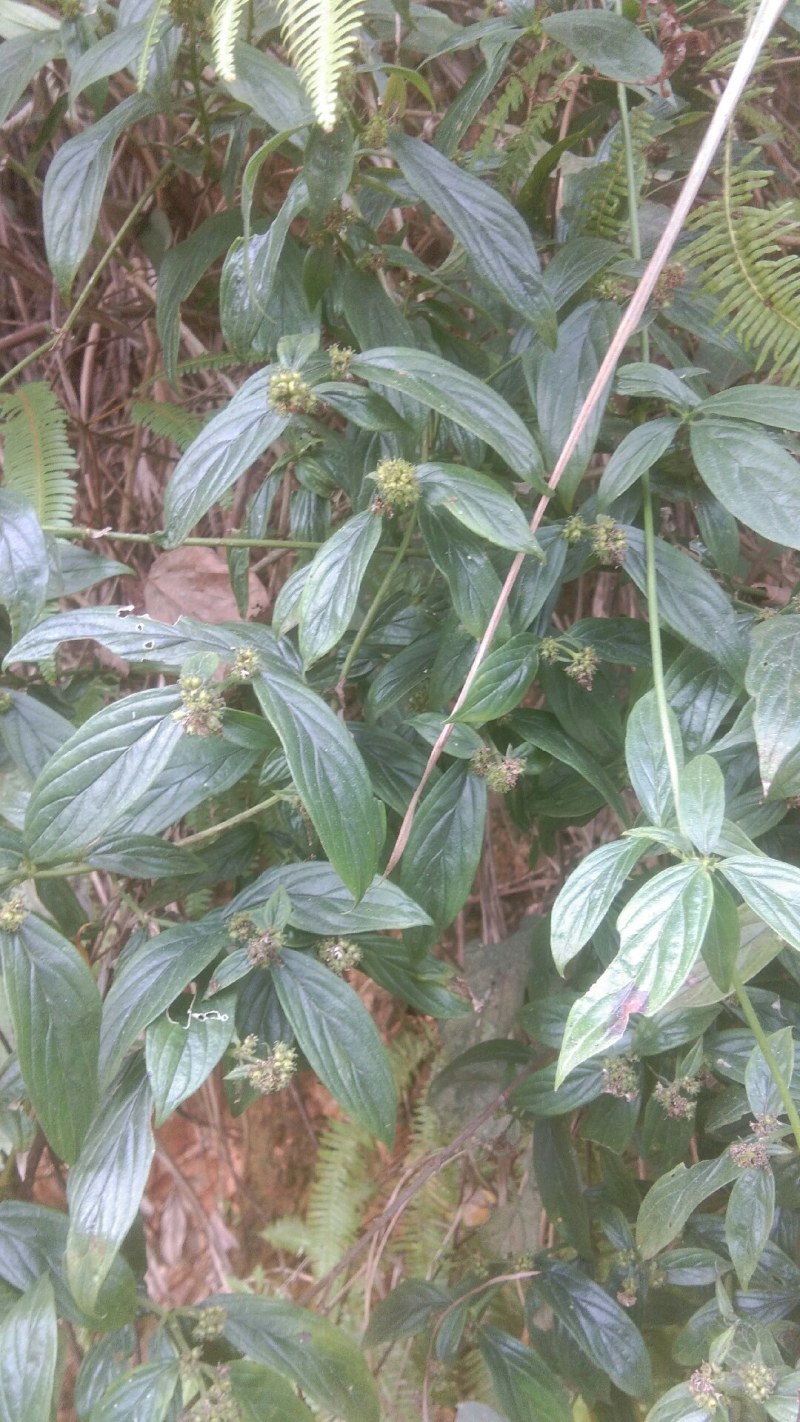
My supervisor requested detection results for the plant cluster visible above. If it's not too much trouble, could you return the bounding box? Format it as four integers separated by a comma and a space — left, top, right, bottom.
2, 0, 800, 1417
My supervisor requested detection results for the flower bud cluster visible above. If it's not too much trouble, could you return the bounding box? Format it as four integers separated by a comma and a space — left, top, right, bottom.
174, 675, 224, 738
318, 938, 361, 974
601, 1054, 639, 1101
0, 894, 28, 933
469, 748, 525, 793
269, 370, 317, 415
370, 458, 420, 514
230, 1037, 298, 1095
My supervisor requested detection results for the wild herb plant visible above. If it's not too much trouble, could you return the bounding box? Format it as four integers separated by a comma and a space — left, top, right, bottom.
2, 0, 800, 1416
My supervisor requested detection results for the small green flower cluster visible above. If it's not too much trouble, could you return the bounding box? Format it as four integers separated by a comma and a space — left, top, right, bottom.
370, 458, 420, 513
469, 748, 525, 793
0, 894, 28, 933
601, 1055, 639, 1101
229, 1037, 298, 1096
174, 675, 224, 738
318, 938, 362, 974
269, 370, 317, 415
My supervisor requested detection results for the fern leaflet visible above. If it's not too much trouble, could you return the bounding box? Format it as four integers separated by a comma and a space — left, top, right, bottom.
211, 0, 248, 82
0, 381, 76, 526
684, 138, 800, 383
131, 399, 205, 450
279, 0, 366, 131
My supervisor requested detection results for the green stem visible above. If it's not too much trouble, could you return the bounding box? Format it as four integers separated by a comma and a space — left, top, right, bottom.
0, 168, 171, 394
732, 968, 800, 1153
178, 793, 283, 846
42, 525, 322, 551
337, 512, 417, 688
615, 58, 681, 803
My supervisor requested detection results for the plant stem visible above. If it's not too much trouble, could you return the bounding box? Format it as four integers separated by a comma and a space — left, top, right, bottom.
178, 793, 284, 846
337, 512, 417, 688
42, 525, 322, 551
732, 968, 800, 1152
0, 168, 171, 393
616, 57, 681, 803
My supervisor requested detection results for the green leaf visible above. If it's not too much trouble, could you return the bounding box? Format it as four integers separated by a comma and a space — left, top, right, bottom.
622, 526, 747, 678
765, 1372, 800, 1422
0, 691, 71, 784
229, 1359, 316, 1422
98, 916, 228, 1086
533, 1118, 592, 1257
725, 1163, 775, 1289
351, 348, 544, 482
478, 1327, 571, 1422
698, 386, 800, 430
525, 300, 618, 506
390, 130, 554, 338
616, 363, 703, 408
513, 709, 630, 824
274, 949, 396, 1146
362, 945, 469, 1018
156, 211, 241, 382
0, 913, 101, 1163
43, 93, 155, 292
746, 1027, 794, 1121
363, 1281, 450, 1346
700, 879, 741, 994
253, 669, 383, 899
410, 715, 483, 760
24, 686, 184, 864
636, 1153, 742, 1258
0, 30, 61, 126
557, 864, 713, 1083
625, 690, 683, 826
0, 1202, 136, 1329
85, 833, 204, 878
533, 1262, 652, 1397
550, 837, 649, 973
225, 42, 313, 133
541, 10, 664, 82
66, 1059, 155, 1315
721, 855, 800, 953
418, 504, 507, 640
89, 1362, 180, 1422
597, 418, 680, 509
211, 1292, 380, 1422
691, 420, 800, 551
454, 634, 539, 724
304, 119, 354, 224
417, 463, 542, 555
0, 1277, 57, 1422
220, 178, 308, 354
0, 491, 48, 640
397, 763, 487, 939
747, 615, 800, 796
677, 755, 725, 854
229, 861, 431, 934
146, 988, 235, 1126
69, 20, 153, 99
163, 369, 290, 545
298, 511, 382, 667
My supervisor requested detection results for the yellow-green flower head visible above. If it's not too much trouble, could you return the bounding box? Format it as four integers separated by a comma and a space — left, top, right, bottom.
0, 894, 28, 933
173, 675, 224, 738
370, 458, 420, 513
269, 369, 317, 415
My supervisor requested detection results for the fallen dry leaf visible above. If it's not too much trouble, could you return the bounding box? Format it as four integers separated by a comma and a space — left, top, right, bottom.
144, 546, 269, 623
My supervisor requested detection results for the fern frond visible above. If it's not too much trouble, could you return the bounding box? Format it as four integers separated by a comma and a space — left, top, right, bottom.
569, 105, 653, 240
211, 0, 248, 82
304, 1119, 377, 1274
279, 0, 366, 130
684, 139, 800, 383
131, 399, 205, 450
136, 0, 171, 90
0, 381, 76, 526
